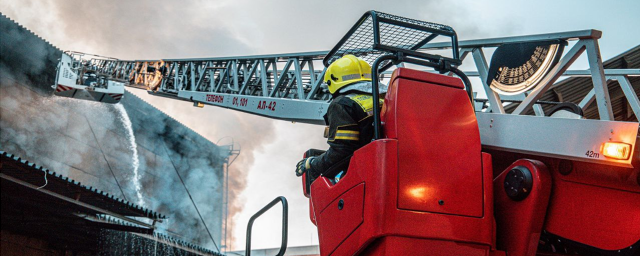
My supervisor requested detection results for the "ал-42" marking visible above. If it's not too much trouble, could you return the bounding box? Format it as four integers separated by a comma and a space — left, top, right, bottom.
257, 100, 277, 111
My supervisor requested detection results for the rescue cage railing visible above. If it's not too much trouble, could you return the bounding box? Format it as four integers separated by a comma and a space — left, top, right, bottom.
321, 11, 473, 140
323, 11, 461, 69
245, 196, 288, 256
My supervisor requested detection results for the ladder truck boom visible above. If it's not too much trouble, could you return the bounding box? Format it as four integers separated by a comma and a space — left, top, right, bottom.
54, 29, 639, 168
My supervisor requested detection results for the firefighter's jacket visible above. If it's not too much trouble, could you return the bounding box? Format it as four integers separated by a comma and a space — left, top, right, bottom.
310, 91, 384, 177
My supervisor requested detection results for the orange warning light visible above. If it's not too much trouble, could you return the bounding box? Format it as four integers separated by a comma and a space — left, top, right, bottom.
601, 142, 631, 160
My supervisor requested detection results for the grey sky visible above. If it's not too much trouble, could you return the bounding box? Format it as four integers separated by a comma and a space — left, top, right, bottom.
2, 0, 639, 251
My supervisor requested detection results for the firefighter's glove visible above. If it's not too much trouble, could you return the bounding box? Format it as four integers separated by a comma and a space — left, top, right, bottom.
296, 157, 315, 177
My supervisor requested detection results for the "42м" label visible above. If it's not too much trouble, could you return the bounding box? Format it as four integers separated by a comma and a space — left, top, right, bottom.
585, 150, 600, 158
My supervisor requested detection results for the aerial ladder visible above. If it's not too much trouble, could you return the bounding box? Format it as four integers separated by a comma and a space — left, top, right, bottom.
53, 11, 639, 256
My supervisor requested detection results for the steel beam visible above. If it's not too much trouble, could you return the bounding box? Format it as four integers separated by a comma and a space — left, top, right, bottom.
471, 47, 504, 114
578, 88, 596, 110
584, 39, 614, 120
422, 29, 601, 49
614, 76, 640, 119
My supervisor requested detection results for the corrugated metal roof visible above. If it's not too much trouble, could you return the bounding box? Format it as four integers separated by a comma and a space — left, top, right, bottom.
1, 150, 222, 255
0, 150, 166, 219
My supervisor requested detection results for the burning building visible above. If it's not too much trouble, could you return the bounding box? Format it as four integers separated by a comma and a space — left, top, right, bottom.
1, 13, 227, 253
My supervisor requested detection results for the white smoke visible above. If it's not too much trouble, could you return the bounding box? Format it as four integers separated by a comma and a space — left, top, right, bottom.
114, 103, 145, 207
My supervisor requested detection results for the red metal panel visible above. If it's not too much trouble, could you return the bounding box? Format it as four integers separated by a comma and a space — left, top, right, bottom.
311, 139, 495, 256
308, 197, 317, 226
544, 169, 640, 250
311, 168, 365, 215
381, 77, 398, 139
315, 184, 365, 255
494, 159, 552, 256
389, 68, 465, 89
389, 68, 483, 217
558, 160, 640, 193
360, 236, 490, 256
381, 67, 465, 139
311, 140, 397, 256
483, 152, 497, 250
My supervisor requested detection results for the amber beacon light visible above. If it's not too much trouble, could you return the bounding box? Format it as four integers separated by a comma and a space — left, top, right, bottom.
601, 142, 632, 160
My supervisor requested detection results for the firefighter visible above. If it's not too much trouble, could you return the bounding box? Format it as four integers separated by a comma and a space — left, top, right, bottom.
84, 71, 98, 87
295, 55, 386, 181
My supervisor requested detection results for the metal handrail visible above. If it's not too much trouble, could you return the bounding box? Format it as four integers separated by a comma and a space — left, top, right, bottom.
245, 196, 288, 256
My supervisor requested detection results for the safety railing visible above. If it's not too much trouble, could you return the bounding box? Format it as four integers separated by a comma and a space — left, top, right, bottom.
245, 196, 288, 256
324, 10, 460, 68
322, 11, 469, 139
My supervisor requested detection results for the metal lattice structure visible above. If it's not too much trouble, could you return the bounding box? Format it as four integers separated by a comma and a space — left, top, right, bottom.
73, 29, 639, 123
71, 50, 332, 124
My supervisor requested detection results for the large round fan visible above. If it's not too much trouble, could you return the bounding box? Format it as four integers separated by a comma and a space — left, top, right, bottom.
487, 41, 565, 95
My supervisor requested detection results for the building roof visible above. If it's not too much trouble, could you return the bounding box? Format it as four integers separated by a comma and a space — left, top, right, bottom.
0, 151, 221, 255
1, 151, 155, 252
1, 151, 166, 220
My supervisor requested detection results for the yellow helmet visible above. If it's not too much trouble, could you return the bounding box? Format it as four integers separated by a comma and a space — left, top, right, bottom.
324, 55, 372, 94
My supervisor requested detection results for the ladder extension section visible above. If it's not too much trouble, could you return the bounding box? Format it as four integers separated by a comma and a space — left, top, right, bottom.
68, 30, 639, 124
